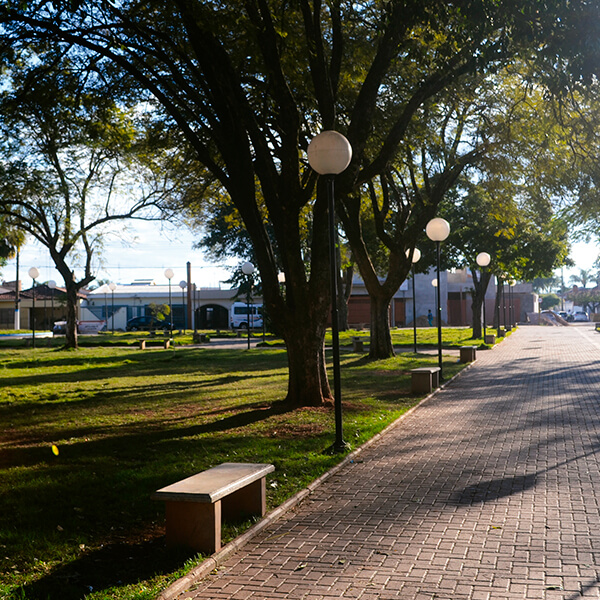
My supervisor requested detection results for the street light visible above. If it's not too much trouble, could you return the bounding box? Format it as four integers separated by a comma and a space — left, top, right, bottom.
179, 281, 187, 332
109, 282, 116, 334
241, 262, 255, 350
406, 248, 421, 353
426, 217, 450, 379
164, 268, 174, 337
476, 252, 491, 340
308, 130, 352, 453
28, 267, 39, 348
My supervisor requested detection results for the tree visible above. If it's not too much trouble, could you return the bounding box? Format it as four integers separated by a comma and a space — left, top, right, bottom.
541, 294, 561, 310
442, 175, 570, 337
148, 303, 170, 331
3, 1, 598, 403
0, 221, 23, 269
569, 268, 593, 289
0, 58, 176, 348
565, 286, 600, 313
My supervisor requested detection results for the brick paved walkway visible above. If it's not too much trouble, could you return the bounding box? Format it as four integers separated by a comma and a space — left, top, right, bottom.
177, 325, 600, 600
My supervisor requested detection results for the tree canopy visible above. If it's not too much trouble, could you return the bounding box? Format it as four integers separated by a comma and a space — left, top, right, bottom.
2, 0, 600, 403
0, 54, 178, 347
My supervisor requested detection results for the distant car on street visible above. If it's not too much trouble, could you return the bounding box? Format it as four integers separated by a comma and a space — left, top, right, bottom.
125, 316, 170, 331
572, 311, 590, 322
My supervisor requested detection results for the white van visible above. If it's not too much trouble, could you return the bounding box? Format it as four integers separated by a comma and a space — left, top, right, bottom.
230, 302, 263, 330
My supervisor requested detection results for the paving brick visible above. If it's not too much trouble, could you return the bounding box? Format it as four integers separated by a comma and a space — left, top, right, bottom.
175, 325, 600, 600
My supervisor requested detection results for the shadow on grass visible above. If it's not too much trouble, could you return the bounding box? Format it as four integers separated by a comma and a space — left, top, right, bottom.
1, 399, 293, 469
0, 347, 288, 390
15, 533, 190, 600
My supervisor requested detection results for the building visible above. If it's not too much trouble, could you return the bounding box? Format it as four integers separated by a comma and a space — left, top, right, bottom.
0, 270, 537, 331
0, 283, 82, 330
345, 268, 536, 329
81, 280, 251, 331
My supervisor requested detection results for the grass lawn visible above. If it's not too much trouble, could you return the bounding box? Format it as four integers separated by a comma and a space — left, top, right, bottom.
0, 328, 484, 600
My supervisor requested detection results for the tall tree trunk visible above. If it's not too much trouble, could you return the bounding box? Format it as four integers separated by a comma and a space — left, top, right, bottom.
493, 278, 503, 330
338, 264, 354, 331
471, 269, 491, 339
283, 325, 330, 406
369, 292, 395, 358
64, 282, 79, 349
471, 294, 483, 339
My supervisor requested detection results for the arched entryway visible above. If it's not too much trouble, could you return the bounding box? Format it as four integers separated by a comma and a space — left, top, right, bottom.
196, 304, 229, 329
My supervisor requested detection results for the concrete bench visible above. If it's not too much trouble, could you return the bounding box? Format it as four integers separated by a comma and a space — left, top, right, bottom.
459, 345, 477, 363
352, 337, 366, 352
138, 339, 172, 350
410, 367, 441, 393
152, 462, 275, 553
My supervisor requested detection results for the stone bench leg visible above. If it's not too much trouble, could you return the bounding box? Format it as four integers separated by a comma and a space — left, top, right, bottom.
165, 499, 221, 554
411, 372, 433, 394
163, 477, 267, 554
459, 346, 476, 363
221, 477, 266, 520
139, 340, 146, 350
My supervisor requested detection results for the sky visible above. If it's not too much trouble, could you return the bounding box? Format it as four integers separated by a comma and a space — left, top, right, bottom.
1, 219, 236, 290
1, 220, 598, 291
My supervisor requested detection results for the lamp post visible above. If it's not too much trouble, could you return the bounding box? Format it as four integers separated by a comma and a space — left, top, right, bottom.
109, 282, 116, 333
48, 280, 56, 330
406, 248, 421, 353
179, 281, 187, 332
164, 268, 174, 337
308, 130, 352, 453
426, 217, 450, 379
476, 252, 491, 340
241, 262, 255, 350
28, 267, 39, 348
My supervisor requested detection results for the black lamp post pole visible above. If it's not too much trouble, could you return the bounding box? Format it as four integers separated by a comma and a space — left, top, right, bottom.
31, 279, 36, 348
168, 280, 173, 337
327, 175, 346, 453
246, 284, 251, 350
481, 269, 487, 339
412, 264, 418, 353
435, 241, 443, 378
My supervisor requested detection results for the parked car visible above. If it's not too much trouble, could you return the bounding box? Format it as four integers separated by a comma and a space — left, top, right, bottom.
52, 321, 68, 335
125, 316, 170, 331
572, 311, 590, 322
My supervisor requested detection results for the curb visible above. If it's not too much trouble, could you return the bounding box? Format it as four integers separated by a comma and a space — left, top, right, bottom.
156, 357, 478, 600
